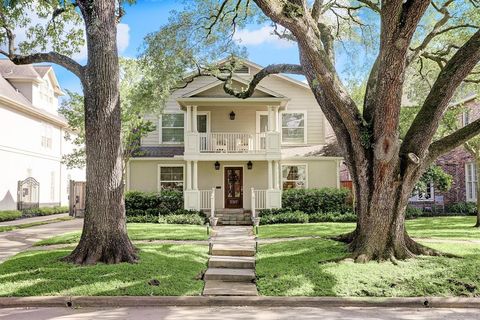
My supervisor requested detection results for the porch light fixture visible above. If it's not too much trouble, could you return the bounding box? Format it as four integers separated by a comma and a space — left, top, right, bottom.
229, 111, 236, 120
214, 161, 220, 170
247, 161, 253, 170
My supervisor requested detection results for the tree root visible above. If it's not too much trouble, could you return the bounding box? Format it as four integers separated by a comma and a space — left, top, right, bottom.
61, 238, 139, 265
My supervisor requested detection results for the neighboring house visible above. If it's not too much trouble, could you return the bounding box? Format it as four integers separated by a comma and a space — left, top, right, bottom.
0, 60, 85, 211
127, 59, 343, 212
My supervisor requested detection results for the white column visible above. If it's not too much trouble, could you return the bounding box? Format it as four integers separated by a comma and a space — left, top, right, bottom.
192, 105, 198, 133
193, 160, 198, 190
186, 105, 192, 132
274, 106, 280, 132
186, 160, 192, 190
274, 160, 280, 190
268, 160, 273, 190
268, 106, 274, 132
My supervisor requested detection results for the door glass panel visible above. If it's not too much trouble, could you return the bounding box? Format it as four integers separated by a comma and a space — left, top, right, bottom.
259, 115, 268, 132
197, 114, 207, 133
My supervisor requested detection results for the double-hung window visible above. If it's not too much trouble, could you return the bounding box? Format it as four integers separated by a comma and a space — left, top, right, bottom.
410, 182, 434, 201
281, 112, 306, 144
282, 165, 307, 189
161, 113, 184, 144
159, 166, 184, 191
41, 123, 53, 149
466, 162, 477, 202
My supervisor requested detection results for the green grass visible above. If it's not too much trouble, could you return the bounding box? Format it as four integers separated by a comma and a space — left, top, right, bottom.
258, 216, 480, 240
0, 244, 208, 296
0, 210, 22, 222
35, 223, 208, 246
0, 217, 73, 233
256, 238, 480, 297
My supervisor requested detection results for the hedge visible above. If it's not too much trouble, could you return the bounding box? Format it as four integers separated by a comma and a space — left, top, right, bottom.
125, 190, 183, 215
261, 211, 309, 225
0, 210, 22, 222
282, 188, 352, 214
160, 213, 204, 225
446, 202, 477, 215
22, 206, 68, 217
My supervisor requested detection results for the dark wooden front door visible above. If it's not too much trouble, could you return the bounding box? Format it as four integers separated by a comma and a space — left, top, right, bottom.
224, 167, 243, 208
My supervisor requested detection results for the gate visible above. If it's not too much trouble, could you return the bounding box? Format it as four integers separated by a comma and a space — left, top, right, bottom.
69, 180, 86, 217
17, 177, 40, 211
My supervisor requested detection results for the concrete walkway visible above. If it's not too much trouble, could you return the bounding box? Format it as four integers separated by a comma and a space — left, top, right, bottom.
203, 226, 258, 296
1, 306, 479, 320
0, 218, 83, 264
0, 213, 70, 227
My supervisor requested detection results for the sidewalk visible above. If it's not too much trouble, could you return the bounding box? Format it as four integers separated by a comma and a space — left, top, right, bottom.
0, 213, 70, 227
0, 218, 83, 263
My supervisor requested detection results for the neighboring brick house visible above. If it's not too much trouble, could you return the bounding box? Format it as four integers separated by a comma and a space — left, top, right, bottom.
339, 94, 479, 209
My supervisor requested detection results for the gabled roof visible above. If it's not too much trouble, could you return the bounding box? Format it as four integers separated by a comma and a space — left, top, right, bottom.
182, 75, 285, 98
0, 60, 42, 81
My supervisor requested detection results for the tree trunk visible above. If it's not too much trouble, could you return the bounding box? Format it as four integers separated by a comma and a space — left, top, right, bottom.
63, 0, 137, 264
475, 159, 480, 228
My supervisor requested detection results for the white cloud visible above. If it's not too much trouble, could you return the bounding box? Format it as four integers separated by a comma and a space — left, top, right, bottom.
233, 25, 294, 48
116, 23, 130, 54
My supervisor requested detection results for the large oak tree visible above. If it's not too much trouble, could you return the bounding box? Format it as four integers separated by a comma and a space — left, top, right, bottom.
0, 0, 137, 264
146, 0, 480, 262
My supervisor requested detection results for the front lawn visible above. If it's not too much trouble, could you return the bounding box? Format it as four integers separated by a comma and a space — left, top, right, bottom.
36, 223, 208, 246
258, 216, 480, 240
256, 238, 480, 297
0, 244, 207, 296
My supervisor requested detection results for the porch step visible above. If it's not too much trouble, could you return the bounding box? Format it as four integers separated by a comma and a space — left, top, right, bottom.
204, 268, 256, 282
208, 256, 255, 269
211, 244, 256, 257
203, 280, 258, 296
215, 210, 252, 226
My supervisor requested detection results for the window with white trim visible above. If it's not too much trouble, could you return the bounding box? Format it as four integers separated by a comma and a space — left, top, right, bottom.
40, 123, 53, 149
161, 114, 184, 143
159, 166, 184, 191
466, 162, 477, 201
409, 182, 434, 202
281, 112, 306, 144
282, 165, 307, 189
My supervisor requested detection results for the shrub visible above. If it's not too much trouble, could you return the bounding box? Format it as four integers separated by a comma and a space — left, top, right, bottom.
127, 215, 158, 223
161, 213, 204, 225
258, 208, 289, 217
261, 211, 309, 224
309, 212, 357, 223
0, 210, 22, 222
282, 188, 352, 214
126, 209, 146, 217
405, 206, 423, 219
447, 202, 477, 215
22, 206, 69, 217
125, 190, 183, 214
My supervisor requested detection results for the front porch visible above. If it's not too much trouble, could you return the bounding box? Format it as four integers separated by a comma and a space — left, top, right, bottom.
183, 160, 282, 215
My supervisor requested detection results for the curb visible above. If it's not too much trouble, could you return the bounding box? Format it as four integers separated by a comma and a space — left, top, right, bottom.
1, 296, 480, 309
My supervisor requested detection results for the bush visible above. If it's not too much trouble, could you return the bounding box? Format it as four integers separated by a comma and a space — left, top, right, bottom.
282, 188, 352, 214
161, 213, 204, 225
309, 212, 357, 223
405, 206, 423, 219
261, 211, 309, 225
258, 208, 289, 217
126, 215, 158, 223
125, 190, 183, 215
22, 206, 69, 217
447, 202, 477, 215
0, 210, 22, 222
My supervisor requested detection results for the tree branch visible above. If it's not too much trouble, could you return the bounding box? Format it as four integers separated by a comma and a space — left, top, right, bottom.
428, 117, 480, 162
402, 29, 480, 159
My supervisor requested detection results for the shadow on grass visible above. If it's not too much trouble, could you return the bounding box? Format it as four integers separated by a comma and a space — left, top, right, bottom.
256, 238, 480, 297
0, 244, 208, 296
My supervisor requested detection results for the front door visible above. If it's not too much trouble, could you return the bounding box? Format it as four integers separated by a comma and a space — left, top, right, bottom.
224, 167, 243, 208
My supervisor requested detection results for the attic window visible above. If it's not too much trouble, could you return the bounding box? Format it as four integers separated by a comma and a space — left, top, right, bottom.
234, 65, 249, 74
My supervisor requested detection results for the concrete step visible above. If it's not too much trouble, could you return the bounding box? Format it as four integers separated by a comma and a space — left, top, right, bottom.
203, 268, 256, 282
211, 244, 256, 257
208, 256, 255, 269
203, 280, 258, 296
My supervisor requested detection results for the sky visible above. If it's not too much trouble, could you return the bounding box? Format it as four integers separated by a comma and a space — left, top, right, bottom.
51, 0, 366, 95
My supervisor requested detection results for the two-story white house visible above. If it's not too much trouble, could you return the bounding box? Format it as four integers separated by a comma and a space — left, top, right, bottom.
127, 59, 343, 214
0, 60, 85, 211
126, 61, 342, 215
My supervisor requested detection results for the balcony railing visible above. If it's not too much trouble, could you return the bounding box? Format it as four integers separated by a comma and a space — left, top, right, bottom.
198, 132, 266, 153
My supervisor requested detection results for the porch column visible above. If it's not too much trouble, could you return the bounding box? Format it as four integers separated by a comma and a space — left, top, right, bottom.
268, 160, 273, 189
274, 160, 280, 190
192, 105, 198, 133
193, 160, 198, 190
186, 105, 192, 132
268, 106, 274, 132
186, 160, 192, 190
274, 106, 280, 132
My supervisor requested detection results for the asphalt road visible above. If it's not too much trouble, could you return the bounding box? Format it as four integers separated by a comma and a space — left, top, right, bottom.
1, 306, 479, 320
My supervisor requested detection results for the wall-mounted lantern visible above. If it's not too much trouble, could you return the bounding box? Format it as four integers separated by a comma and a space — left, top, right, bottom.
229, 111, 236, 120
214, 161, 220, 170
247, 161, 253, 170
